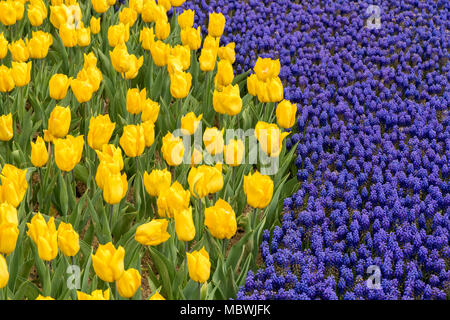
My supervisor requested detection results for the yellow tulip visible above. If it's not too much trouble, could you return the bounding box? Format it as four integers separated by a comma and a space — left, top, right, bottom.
212, 84, 242, 116
77, 289, 110, 300
142, 120, 155, 147
0, 1, 17, 26
161, 132, 184, 167
0, 164, 28, 208
187, 247, 210, 283
180, 26, 201, 50
87, 114, 115, 150
141, 0, 158, 22
208, 12, 225, 38
26, 213, 58, 261
204, 199, 237, 239
49, 74, 70, 100
253, 57, 281, 82
156, 181, 190, 218
92, 242, 125, 282
0, 202, 19, 255
170, 0, 185, 6
57, 222, 79, 257
91, 0, 109, 13
135, 219, 170, 246
82, 52, 98, 69
11, 61, 31, 87
267, 77, 284, 102
108, 23, 129, 47
70, 78, 94, 103
59, 23, 78, 47
0, 254, 9, 289
203, 127, 224, 156
8, 39, 29, 62
169, 70, 192, 99
49, 4, 69, 29
43, 105, 71, 142
139, 27, 155, 51
76, 66, 102, 92
199, 49, 216, 72
150, 40, 170, 67
129, 0, 143, 14
103, 171, 128, 205
191, 147, 203, 166
247, 74, 258, 96
126, 88, 146, 115
214, 60, 234, 88
12, 0, 25, 20
169, 45, 191, 71
174, 206, 195, 242
141, 98, 160, 123
77, 26, 91, 47
0, 66, 15, 93
53, 135, 84, 172
116, 268, 141, 298
27, 2, 47, 27
35, 295, 55, 300
255, 79, 270, 103
149, 291, 165, 300
255, 121, 289, 157
119, 124, 145, 158
90, 16, 101, 34
110, 43, 131, 73
187, 163, 223, 198
224, 139, 244, 167
180, 112, 202, 135
0, 113, 13, 141
276, 100, 297, 129
143, 168, 171, 197
26, 31, 53, 59
123, 54, 144, 80
155, 19, 170, 40
243, 171, 274, 209
178, 9, 194, 29
119, 7, 137, 27
30, 136, 49, 167
0, 33, 8, 59
95, 144, 124, 190
218, 42, 235, 64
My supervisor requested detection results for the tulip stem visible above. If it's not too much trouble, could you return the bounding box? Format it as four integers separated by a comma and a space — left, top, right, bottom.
185, 241, 188, 254
109, 204, 114, 233
198, 282, 201, 300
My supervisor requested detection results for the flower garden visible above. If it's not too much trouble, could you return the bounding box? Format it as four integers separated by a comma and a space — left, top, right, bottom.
0, 0, 448, 301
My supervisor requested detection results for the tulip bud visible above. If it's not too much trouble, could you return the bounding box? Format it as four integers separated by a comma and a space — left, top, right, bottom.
28, 2, 47, 27
31, 136, 49, 167
142, 120, 155, 147
35, 295, 55, 300
181, 112, 202, 135
0, 1, 16, 26
178, 9, 194, 29
161, 132, 184, 167
254, 121, 289, 157
110, 44, 131, 73
149, 291, 165, 300
156, 181, 190, 218
92, 0, 109, 13
174, 207, 195, 242
187, 247, 210, 283
180, 26, 201, 50
208, 12, 225, 38
123, 54, 143, 80
169, 70, 192, 99
57, 222, 79, 257
103, 171, 128, 205
26, 213, 58, 261
199, 48, 216, 72
54, 135, 84, 172
139, 27, 154, 51
141, 98, 160, 123
188, 163, 223, 198
0, 165, 28, 208
212, 84, 242, 116
218, 42, 235, 64
135, 219, 170, 246
214, 60, 234, 88
276, 100, 297, 129
26, 31, 53, 59
77, 289, 110, 300
44, 105, 71, 142
267, 76, 284, 102
155, 19, 170, 40
11, 61, 31, 87
150, 40, 170, 67
253, 57, 281, 81
95, 144, 124, 190
90, 16, 101, 34
119, 124, 145, 158
0, 66, 15, 93
0, 33, 8, 59
77, 26, 91, 47
126, 88, 146, 115
224, 139, 244, 167
129, 0, 143, 14
170, 0, 186, 6
116, 268, 141, 298
119, 7, 137, 27
203, 127, 224, 156
49, 74, 71, 100
243, 171, 274, 209
0, 254, 8, 289
0, 203, 19, 255
92, 242, 125, 282
108, 23, 130, 47
143, 168, 171, 197
8, 39, 29, 62
88, 114, 115, 150
70, 78, 94, 103
204, 199, 237, 239
59, 23, 78, 47
0, 113, 13, 141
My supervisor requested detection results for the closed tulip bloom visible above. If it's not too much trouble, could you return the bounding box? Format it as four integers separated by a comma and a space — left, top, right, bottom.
119, 124, 145, 158
123, 54, 144, 80
155, 19, 170, 40
208, 12, 225, 38
0, 203, 19, 255
214, 60, 234, 88
77, 26, 91, 47
141, 0, 158, 22
108, 23, 129, 47
95, 144, 124, 190
187, 247, 210, 283
82, 52, 98, 69
49, 4, 69, 29
174, 206, 195, 242
139, 27, 154, 51
49, 74, 70, 100
191, 147, 203, 166
0, 113, 13, 141
255, 121, 290, 157
110, 44, 131, 73
204, 199, 237, 239
8, 39, 29, 62
92, 0, 109, 13
57, 222, 79, 257
178, 9, 194, 29
117, 268, 141, 298
180, 26, 201, 50
157, 181, 190, 218
169, 45, 190, 71
90, 16, 101, 34
92, 242, 125, 282
26, 213, 58, 261
76, 66, 102, 92
0, 1, 17, 26
246, 74, 258, 96
161, 132, 184, 166
255, 80, 270, 103
77, 289, 110, 300
267, 77, 284, 102
253, 57, 281, 81
88, 114, 115, 150
27, 3, 47, 27
141, 98, 160, 123
150, 40, 170, 67
70, 78, 94, 103
35, 295, 55, 300
129, 0, 143, 13
243, 171, 273, 209
181, 112, 202, 135
59, 23, 78, 47
276, 100, 297, 129
0, 164, 28, 208
126, 88, 146, 115
119, 7, 137, 27
0, 33, 8, 59
30, 136, 49, 167
188, 163, 223, 198
0, 254, 8, 288
199, 49, 216, 72
27, 31, 53, 59
107, 0, 116, 6
143, 168, 171, 197
224, 139, 244, 167
135, 219, 170, 246
12, 0, 25, 20
0, 66, 15, 93
44, 105, 71, 142
169, 70, 192, 99
203, 127, 224, 156
11, 61, 31, 87
213, 84, 242, 116
103, 171, 128, 204
218, 42, 235, 64
142, 120, 155, 147
170, 0, 185, 6
149, 292, 165, 300
54, 135, 84, 172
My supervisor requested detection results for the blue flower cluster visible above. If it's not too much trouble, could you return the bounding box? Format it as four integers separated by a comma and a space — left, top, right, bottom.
182, 0, 450, 300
